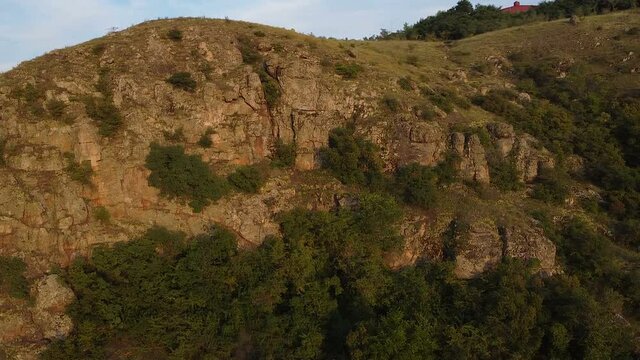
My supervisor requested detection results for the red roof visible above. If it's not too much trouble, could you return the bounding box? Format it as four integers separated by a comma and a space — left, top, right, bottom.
501, 1, 535, 13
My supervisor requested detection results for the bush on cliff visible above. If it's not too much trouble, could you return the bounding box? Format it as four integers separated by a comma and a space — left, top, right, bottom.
319, 127, 384, 189
227, 164, 268, 193
166, 72, 197, 92
145, 143, 229, 212
0, 256, 29, 299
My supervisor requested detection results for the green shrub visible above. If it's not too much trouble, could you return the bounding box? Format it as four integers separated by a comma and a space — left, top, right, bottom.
163, 127, 186, 142
430, 94, 453, 113
531, 167, 570, 204
413, 102, 437, 121
0, 256, 29, 299
15, 83, 46, 116
197, 128, 214, 148
91, 43, 107, 56
166, 28, 183, 41
434, 152, 460, 185
381, 95, 401, 112
227, 164, 268, 193
145, 143, 229, 212
393, 163, 438, 209
93, 206, 111, 223
271, 139, 297, 167
258, 68, 281, 108
320, 127, 384, 189
64, 153, 93, 185
46, 99, 66, 118
238, 35, 262, 64
490, 159, 523, 191
84, 96, 123, 137
335, 63, 363, 79
254, 30, 266, 37
442, 218, 470, 261
166, 72, 197, 92
95, 68, 112, 96
398, 76, 413, 91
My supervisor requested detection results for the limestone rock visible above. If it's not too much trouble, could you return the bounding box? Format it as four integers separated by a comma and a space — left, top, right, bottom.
501, 223, 557, 275
398, 121, 447, 167
0, 275, 75, 357
512, 135, 555, 182
487, 122, 516, 157
569, 15, 580, 25
487, 123, 555, 182
450, 133, 490, 183
32, 275, 75, 340
455, 219, 558, 279
455, 219, 502, 279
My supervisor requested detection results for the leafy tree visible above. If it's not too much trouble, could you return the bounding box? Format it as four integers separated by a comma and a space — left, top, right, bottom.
320, 127, 384, 189
531, 167, 570, 204
0, 256, 29, 299
393, 163, 438, 209
489, 159, 523, 191
145, 143, 229, 212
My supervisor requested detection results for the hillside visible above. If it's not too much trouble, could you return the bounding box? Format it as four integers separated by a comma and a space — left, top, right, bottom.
0, 10, 639, 359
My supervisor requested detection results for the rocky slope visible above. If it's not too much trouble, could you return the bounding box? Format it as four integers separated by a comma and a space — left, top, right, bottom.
4, 14, 628, 356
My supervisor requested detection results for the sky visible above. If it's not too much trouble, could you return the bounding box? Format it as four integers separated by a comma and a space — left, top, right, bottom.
0, 0, 524, 72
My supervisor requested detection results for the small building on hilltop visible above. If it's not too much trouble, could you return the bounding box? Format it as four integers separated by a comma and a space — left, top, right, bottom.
501, 1, 536, 13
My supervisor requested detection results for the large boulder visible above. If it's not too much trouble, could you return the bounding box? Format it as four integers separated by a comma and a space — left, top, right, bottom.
31, 275, 75, 340
487, 122, 555, 182
454, 218, 557, 279
0, 275, 75, 358
454, 219, 503, 279
487, 122, 516, 157
450, 132, 490, 183
501, 223, 557, 275
396, 121, 448, 167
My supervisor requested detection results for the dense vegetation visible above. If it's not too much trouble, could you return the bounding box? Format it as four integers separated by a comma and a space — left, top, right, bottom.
472, 53, 640, 250
0, 256, 29, 299
319, 127, 385, 189
319, 126, 458, 210
376, 0, 640, 40
145, 143, 229, 212
42, 193, 637, 358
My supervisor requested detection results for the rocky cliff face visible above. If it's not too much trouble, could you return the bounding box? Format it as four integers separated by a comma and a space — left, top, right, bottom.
0, 19, 559, 297
0, 18, 566, 356
0, 275, 74, 359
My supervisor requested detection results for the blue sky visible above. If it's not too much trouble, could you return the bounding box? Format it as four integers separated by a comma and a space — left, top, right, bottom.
0, 0, 524, 72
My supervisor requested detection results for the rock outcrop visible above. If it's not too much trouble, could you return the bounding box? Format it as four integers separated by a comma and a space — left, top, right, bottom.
450, 132, 490, 183
487, 122, 555, 182
0, 275, 74, 359
454, 218, 557, 279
